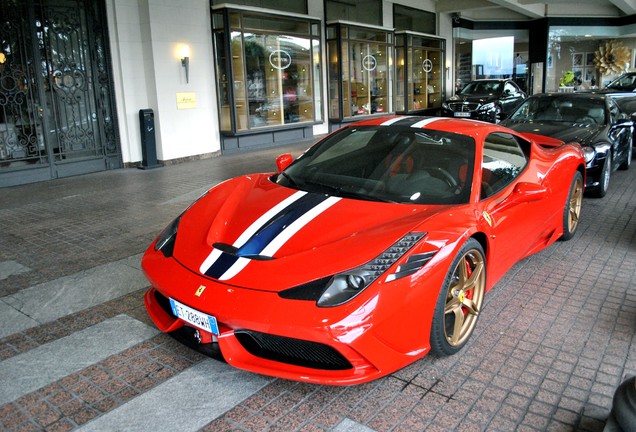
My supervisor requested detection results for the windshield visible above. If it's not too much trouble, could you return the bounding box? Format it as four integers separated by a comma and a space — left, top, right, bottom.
509, 96, 606, 125
275, 126, 476, 205
460, 81, 502, 95
607, 74, 636, 91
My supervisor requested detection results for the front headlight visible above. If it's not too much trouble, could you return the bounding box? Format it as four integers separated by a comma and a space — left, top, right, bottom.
582, 146, 596, 163
478, 102, 495, 112
154, 215, 182, 257
153, 190, 209, 258
279, 232, 436, 307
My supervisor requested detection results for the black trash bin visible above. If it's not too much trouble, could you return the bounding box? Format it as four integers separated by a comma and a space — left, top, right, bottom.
139, 108, 160, 169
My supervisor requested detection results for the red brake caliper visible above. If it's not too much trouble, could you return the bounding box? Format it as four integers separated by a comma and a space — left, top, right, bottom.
462, 258, 473, 315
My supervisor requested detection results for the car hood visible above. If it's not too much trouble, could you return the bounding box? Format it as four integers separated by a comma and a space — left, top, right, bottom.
451, 94, 499, 104
501, 121, 603, 144
172, 174, 454, 291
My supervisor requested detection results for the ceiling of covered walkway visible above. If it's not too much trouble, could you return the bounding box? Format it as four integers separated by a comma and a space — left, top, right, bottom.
437, 0, 636, 19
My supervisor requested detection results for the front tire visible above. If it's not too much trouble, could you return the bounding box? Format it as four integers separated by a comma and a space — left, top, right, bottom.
430, 238, 486, 356
561, 171, 583, 241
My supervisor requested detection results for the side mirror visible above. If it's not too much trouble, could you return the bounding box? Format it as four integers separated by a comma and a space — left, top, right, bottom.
276, 153, 294, 172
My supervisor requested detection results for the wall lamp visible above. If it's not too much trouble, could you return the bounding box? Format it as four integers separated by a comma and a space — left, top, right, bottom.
179, 45, 190, 83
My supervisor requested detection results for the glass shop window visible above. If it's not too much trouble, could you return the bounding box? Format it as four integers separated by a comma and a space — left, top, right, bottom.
546, 25, 636, 93
213, 10, 321, 132
453, 28, 529, 94
327, 23, 393, 120
396, 33, 444, 113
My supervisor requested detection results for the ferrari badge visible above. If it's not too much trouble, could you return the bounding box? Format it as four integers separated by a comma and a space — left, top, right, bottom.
195, 285, 206, 297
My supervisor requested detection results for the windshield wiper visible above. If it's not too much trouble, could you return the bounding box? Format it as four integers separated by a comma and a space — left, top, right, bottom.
279, 171, 299, 188
301, 179, 343, 196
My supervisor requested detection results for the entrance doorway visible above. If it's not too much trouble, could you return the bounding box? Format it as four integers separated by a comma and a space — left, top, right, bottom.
0, 0, 120, 187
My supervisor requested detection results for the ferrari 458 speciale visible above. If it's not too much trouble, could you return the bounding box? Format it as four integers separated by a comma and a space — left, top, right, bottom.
142, 116, 586, 385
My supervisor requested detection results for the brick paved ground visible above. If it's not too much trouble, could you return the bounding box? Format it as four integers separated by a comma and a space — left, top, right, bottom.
0, 140, 634, 431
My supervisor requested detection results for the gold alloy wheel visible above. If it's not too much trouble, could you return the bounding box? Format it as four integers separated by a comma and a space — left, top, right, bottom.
444, 249, 486, 347
568, 176, 583, 234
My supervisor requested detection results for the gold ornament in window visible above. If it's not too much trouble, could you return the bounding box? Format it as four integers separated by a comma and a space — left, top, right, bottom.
594, 41, 631, 75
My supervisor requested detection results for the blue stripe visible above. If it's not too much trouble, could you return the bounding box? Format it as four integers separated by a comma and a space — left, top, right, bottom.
204, 193, 329, 279
237, 193, 329, 256
205, 252, 239, 279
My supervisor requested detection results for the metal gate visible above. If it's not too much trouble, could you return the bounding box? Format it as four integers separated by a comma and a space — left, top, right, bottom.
0, 0, 120, 187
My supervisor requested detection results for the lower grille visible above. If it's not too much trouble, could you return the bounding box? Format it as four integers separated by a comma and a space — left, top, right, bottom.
235, 330, 353, 371
448, 102, 478, 112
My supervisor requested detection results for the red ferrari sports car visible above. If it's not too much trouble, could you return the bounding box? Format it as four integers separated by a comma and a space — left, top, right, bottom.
142, 116, 585, 385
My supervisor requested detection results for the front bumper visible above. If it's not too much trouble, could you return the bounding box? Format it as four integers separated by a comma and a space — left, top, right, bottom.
584, 158, 603, 190
441, 107, 494, 122
141, 246, 434, 385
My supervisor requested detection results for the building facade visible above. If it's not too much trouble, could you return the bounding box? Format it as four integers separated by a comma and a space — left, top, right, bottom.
0, 0, 635, 187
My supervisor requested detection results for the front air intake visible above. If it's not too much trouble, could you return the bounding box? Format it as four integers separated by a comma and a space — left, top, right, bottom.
234, 330, 353, 370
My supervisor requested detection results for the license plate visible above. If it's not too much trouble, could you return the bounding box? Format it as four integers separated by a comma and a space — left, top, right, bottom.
454, 112, 471, 117
169, 298, 219, 335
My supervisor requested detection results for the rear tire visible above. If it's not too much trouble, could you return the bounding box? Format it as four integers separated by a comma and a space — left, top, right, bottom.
430, 238, 486, 356
561, 171, 583, 241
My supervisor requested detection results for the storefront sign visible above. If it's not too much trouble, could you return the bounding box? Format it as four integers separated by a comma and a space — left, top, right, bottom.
269, 50, 292, 70
176, 92, 197, 109
422, 59, 433, 73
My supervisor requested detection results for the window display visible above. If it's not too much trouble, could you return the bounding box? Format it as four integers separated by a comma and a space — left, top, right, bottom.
327, 23, 393, 121
213, 10, 321, 132
396, 33, 444, 113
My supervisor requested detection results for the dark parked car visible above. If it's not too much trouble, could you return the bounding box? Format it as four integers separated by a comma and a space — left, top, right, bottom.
603, 72, 636, 93
501, 93, 633, 197
441, 79, 526, 123
609, 93, 636, 151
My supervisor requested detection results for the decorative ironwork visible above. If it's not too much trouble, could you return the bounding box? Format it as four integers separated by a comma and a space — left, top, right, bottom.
0, 0, 120, 186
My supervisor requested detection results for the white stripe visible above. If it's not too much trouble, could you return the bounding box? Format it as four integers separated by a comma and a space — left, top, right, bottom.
220, 197, 341, 280
260, 197, 341, 257
78, 360, 270, 432
410, 117, 441, 128
199, 248, 223, 275
199, 190, 307, 275
233, 190, 307, 248
0, 315, 159, 406
381, 116, 411, 126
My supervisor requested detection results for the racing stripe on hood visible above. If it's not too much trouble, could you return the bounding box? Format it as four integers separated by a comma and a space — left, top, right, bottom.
382, 116, 440, 128
200, 192, 341, 280
381, 116, 412, 126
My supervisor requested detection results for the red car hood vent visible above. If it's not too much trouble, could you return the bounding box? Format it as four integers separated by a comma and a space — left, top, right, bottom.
173, 175, 441, 291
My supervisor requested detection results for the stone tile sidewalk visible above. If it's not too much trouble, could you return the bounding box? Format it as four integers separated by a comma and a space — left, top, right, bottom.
0, 142, 634, 431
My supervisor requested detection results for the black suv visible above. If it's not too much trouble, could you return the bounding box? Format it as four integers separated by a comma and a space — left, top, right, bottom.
441, 79, 526, 123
